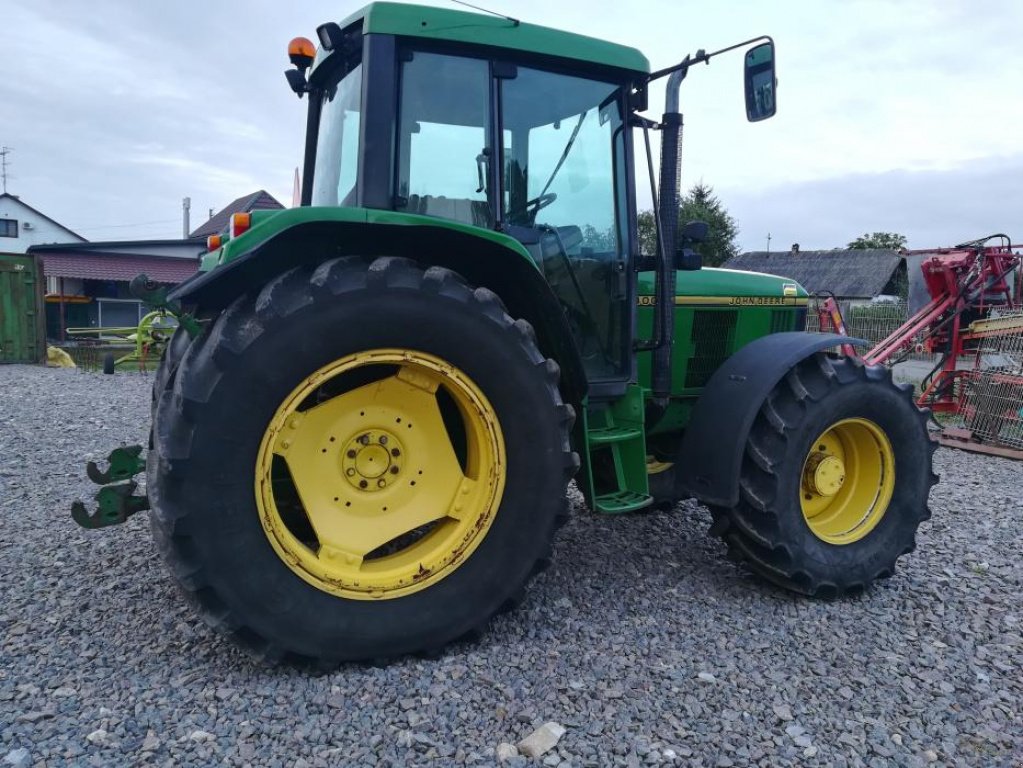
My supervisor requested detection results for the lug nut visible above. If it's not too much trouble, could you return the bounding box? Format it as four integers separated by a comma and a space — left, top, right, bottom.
359, 434, 370, 445
377, 479, 386, 488
390, 466, 399, 475
379, 435, 388, 445
391, 448, 400, 457
359, 480, 368, 489
346, 449, 356, 458
346, 468, 356, 477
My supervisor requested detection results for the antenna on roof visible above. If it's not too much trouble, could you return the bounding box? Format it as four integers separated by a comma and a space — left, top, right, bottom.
449, 0, 519, 26
0, 146, 11, 194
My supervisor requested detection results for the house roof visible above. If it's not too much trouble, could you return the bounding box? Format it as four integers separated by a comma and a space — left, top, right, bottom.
41, 251, 199, 284
190, 190, 284, 238
0, 193, 86, 241
30, 238, 203, 251
723, 249, 903, 298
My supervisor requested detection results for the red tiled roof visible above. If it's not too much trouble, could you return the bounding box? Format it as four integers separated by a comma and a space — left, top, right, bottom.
190, 190, 284, 238
41, 252, 199, 284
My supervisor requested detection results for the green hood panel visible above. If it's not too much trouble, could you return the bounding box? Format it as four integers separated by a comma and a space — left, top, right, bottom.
203, 206, 536, 272
637, 267, 809, 302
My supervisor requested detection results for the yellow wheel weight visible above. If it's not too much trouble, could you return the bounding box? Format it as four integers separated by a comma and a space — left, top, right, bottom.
255, 349, 505, 600
799, 417, 895, 545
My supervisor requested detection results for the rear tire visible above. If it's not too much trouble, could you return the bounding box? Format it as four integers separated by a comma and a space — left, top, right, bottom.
711, 353, 937, 597
148, 257, 577, 664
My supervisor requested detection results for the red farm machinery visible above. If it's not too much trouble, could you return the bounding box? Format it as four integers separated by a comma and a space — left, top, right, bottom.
821, 235, 1023, 458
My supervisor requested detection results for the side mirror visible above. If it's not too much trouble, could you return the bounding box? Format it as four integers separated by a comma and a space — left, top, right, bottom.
681, 220, 709, 244
744, 41, 776, 122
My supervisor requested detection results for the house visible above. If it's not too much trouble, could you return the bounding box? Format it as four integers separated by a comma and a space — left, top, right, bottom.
723, 245, 906, 302
190, 190, 283, 238
18, 189, 283, 340
30, 239, 204, 339
0, 192, 86, 253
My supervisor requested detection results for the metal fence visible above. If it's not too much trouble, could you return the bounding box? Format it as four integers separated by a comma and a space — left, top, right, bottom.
957, 312, 1023, 451
804, 298, 934, 361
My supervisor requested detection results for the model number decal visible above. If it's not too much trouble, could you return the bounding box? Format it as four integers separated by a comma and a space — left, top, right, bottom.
637, 295, 807, 307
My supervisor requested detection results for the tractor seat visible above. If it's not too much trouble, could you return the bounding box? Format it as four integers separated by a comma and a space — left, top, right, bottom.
539, 225, 584, 259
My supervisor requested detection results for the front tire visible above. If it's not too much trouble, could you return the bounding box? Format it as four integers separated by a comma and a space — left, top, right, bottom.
711, 353, 937, 597
149, 257, 577, 664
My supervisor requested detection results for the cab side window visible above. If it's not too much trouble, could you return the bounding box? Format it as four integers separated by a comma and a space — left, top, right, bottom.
395, 52, 493, 228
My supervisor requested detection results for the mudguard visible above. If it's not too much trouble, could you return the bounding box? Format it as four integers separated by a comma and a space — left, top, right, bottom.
167, 216, 588, 403
675, 332, 867, 507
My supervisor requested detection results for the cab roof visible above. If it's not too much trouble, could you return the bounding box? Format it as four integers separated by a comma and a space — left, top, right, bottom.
336, 2, 650, 75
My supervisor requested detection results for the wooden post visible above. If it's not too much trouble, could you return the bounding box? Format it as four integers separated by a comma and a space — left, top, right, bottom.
59, 276, 66, 343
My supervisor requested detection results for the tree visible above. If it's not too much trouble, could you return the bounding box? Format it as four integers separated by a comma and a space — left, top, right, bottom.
847, 232, 907, 251
637, 183, 740, 267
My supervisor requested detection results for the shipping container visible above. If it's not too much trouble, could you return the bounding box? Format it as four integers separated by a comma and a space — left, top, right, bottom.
0, 252, 46, 363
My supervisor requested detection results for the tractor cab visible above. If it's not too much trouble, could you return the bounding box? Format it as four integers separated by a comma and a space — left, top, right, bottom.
297, 3, 646, 385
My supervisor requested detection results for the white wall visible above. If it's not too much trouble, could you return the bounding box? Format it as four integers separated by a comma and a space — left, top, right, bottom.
93, 241, 204, 259
45, 276, 84, 295
0, 196, 84, 253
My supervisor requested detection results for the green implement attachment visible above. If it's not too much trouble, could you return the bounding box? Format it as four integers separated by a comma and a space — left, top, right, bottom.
128, 273, 201, 338
71, 445, 149, 529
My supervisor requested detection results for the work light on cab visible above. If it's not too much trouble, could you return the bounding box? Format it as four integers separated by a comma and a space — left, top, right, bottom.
285, 36, 316, 95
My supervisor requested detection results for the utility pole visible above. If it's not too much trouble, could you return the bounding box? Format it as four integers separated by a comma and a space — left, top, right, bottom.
766, 232, 771, 253
182, 197, 191, 239
0, 147, 11, 194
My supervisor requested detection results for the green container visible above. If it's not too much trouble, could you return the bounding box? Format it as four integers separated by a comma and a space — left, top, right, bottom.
0, 252, 45, 364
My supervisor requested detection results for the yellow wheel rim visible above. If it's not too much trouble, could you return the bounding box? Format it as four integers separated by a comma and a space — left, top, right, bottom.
799, 417, 895, 545
255, 349, 505, 600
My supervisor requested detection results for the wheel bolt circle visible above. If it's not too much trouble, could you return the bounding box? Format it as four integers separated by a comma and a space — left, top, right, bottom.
342, 428, 405, 492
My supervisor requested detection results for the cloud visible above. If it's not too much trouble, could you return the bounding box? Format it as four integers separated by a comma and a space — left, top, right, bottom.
2, 0, 1021, 246
726, 154, 1023, 251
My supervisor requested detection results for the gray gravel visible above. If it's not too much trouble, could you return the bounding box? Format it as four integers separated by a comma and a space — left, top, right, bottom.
1, 364, 1021, 767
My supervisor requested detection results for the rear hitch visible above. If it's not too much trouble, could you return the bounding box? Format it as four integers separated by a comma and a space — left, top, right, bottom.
71, 482, 151, 529
85, 445, 146, 485
71, 445, 150, 529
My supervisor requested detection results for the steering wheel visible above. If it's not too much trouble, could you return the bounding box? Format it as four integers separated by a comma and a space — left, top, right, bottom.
524, 192, 557, 222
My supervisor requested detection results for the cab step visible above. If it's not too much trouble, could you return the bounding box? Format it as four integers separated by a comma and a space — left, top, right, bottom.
579, 385, 652, 515
594, 489, 654, 515
587, 426, 643, 444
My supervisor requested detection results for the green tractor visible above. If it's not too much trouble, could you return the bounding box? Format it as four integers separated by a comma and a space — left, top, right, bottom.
74, 2, 935, 664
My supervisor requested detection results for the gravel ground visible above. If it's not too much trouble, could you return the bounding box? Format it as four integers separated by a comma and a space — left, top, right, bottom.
1, 364, 1021, 768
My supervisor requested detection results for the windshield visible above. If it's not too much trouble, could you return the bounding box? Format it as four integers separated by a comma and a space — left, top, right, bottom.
311, 64, 363, 207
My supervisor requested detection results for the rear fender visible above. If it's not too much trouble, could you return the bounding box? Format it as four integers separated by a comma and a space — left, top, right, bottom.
675, 332, 867, 507
169, 217, 587, 403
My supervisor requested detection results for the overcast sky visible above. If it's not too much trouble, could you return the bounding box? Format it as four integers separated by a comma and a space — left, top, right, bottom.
3, 0, 1021, 251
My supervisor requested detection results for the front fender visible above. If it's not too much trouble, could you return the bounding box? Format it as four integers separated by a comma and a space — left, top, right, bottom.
675, 332, 867, 507
168, 209, 587, 403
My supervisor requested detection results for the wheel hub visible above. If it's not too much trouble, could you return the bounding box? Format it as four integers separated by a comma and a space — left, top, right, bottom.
799, 417, 895, 545
804, 452, 846, 497
341, 430, 403, 492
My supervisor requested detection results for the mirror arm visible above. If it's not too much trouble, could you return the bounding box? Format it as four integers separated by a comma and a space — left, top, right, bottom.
646, 35, 773, 83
